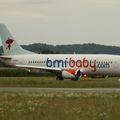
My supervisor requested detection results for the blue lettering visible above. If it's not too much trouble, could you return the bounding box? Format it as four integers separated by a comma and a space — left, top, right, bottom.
97, 63, 110, 69
53, 60, 64, 68
46, 58, 52, 67
46, 58, 68, 68
65, 58, 68, 68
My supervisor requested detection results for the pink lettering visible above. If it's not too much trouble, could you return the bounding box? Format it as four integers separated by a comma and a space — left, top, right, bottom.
69, 58, 75, 67
83, 58, 89, 68
68, 58, 97, 72
90, 60, 96, 72
76, 60, 82, 67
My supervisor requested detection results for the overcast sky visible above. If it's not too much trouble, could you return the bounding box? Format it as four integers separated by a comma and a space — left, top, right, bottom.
0, 0, 120, 46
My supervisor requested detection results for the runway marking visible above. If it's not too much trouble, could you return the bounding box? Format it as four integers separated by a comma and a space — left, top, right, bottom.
0, 88, 120, 93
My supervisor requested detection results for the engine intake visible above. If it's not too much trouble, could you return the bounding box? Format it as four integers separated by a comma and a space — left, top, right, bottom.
61, 69, 82, 80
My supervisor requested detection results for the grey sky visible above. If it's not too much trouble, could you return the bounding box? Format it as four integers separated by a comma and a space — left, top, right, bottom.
0, 0, 120, 46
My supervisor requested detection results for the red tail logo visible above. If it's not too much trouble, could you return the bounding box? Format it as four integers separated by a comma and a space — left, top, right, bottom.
6, 38, 14, 50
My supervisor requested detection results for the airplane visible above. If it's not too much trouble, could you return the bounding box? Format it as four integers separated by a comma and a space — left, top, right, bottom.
0, 24, 120, 80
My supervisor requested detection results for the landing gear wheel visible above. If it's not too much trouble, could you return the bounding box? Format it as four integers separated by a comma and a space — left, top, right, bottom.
71, 77, 79, 81
56, 76, 64, 80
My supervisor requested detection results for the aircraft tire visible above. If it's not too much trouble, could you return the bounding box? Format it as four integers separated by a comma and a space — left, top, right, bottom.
56, 76, 64, 80
71, 78, 79, 81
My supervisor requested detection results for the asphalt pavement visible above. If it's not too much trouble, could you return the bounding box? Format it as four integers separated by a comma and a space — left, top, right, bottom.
0, 87, 120, 93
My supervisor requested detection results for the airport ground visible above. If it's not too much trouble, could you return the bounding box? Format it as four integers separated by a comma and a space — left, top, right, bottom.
0, 77, 120, 88
0, 67, 120, 120
0, 91, 120, 120
0, 67, 120, 88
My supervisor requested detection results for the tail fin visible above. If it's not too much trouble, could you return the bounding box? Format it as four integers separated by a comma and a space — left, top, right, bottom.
0, 24, 34, 55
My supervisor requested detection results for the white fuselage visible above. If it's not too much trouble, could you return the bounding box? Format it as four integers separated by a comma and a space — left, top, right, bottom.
5, 54, 120, 76
1, 24, 120, 79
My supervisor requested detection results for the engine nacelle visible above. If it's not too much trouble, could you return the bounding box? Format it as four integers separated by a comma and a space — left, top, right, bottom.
61, 69, 82, 80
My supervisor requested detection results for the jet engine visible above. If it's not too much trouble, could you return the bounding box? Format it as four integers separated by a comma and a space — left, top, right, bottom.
56, 69, 82, 80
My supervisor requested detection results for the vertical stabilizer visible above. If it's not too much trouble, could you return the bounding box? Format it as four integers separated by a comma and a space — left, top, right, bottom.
0, 24, 34, 55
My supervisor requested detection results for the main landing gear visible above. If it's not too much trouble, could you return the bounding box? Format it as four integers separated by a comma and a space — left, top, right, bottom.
71, 77, 79, 81
56, 76, 64, 80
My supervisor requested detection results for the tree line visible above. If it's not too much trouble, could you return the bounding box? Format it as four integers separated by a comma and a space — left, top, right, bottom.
0, 43, 120, 55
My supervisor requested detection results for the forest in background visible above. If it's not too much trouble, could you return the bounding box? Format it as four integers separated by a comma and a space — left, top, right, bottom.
0, 43, 120, 54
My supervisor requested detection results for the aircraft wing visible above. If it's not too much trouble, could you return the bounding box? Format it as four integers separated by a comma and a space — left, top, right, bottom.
0, 56, 11, 60
15, 64, 62, 72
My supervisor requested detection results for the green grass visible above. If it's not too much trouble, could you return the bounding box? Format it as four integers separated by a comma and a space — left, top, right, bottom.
0, 67, 119, 88
0, 68, 120, 120
0, 67, 49, 77
0, 92, 120, 120
0, 77, 119, 88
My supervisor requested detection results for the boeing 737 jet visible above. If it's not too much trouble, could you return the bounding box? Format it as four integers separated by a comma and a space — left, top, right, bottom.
0, 24, 120, 80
